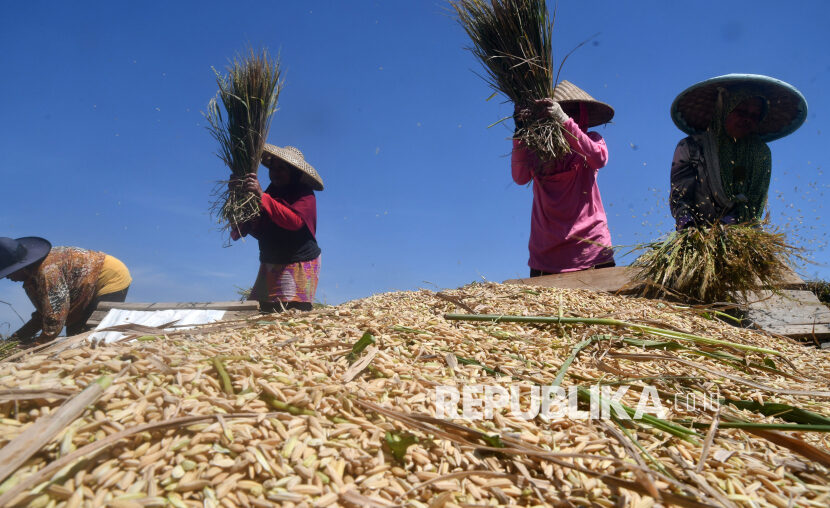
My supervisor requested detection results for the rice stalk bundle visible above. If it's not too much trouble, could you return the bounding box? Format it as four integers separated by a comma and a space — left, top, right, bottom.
633, 222, 800, 303
452, 0, 570, 161
0, 339, 19, 360
206, 47, 283, 230
807, 280, 830, 306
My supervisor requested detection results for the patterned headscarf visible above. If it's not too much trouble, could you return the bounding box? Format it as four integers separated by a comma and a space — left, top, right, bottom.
712, 89, 772, 222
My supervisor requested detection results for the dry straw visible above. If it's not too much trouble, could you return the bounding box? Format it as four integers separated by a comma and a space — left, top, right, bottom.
206, 47, 283, 232
632, 221, 801, 303
452, 0, 571, 161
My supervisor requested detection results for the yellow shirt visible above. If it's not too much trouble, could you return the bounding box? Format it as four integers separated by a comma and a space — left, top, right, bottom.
96, 255, 132, 295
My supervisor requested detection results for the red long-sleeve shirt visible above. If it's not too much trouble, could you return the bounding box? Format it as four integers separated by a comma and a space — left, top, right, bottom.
260, 193, 304, 230
230, 193, 308, 240
230, 185, 320, 264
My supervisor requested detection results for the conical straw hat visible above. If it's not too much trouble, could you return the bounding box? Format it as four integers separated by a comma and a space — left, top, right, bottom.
671, 74, 807, 142
552, 80, 615, 127
262, 144, 324, 191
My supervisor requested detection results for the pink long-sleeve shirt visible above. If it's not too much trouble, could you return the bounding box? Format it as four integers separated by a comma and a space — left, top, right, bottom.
512, 117, 614, 274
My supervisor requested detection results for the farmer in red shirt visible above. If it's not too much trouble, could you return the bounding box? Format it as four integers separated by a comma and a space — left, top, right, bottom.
230, 144, 323, 313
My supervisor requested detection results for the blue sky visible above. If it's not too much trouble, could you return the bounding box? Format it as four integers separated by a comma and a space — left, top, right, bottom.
1, 1, 828, 335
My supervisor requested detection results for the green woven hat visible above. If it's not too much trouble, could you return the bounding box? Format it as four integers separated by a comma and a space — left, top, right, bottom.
671, 74, 807, 142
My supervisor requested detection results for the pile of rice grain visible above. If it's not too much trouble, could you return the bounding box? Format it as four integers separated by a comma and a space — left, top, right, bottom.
1, 282, 829, 507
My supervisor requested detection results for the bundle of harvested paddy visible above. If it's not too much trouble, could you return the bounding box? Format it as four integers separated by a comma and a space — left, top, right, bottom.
452, 0, 570, 161
633, 222, 800, 304
206, 47, 282, 232
807, 280, 830, 306
1, 282, 829, 507
0, 339, 18, 361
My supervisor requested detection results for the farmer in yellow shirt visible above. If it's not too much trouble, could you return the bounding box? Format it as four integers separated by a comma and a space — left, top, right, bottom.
1, 237, 131, 345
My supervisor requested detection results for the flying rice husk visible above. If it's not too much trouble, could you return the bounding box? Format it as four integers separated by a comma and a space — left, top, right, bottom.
452, 0, 570, 162
206, 48, 283, 232
632, 220, 802, 304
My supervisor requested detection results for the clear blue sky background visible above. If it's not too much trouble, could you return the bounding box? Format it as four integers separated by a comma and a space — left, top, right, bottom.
1, 1, 828, 335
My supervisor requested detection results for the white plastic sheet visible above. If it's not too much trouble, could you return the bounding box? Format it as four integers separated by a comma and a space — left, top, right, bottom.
90, 308, 226, 343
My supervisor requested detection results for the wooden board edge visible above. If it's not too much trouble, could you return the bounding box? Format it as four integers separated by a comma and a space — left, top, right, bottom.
95, 301, 260, 311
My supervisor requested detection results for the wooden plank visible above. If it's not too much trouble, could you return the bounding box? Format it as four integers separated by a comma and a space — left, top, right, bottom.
745, 290, 830, 340
505, 265, 807, 294
86, 310, 108, 327
95, 301, 259, 311
777, 268, 808, 289
504, 266, 641, 293
221, 310, 260, 322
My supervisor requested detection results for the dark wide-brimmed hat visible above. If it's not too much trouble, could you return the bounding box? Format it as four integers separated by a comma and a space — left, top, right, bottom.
0, 237, 51, 279
552, 80, 615, 127
671, 74, 808, 142
261, 144, 324, 191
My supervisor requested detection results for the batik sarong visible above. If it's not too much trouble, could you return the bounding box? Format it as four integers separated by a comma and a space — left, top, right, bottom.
249, 256, 320, 304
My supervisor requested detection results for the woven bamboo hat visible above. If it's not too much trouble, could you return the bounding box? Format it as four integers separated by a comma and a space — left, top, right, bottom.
552, 80, 615, 127
671, 74, 807, 142
261, 144, 324, 191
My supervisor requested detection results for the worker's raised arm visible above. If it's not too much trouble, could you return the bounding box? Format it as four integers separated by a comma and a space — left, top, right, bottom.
260, 193, 306, 231
561, 117, 608, 170
511, 139, 535, 185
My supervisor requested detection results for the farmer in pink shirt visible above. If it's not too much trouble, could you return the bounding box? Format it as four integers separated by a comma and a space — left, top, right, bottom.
512, 81, 615, 277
